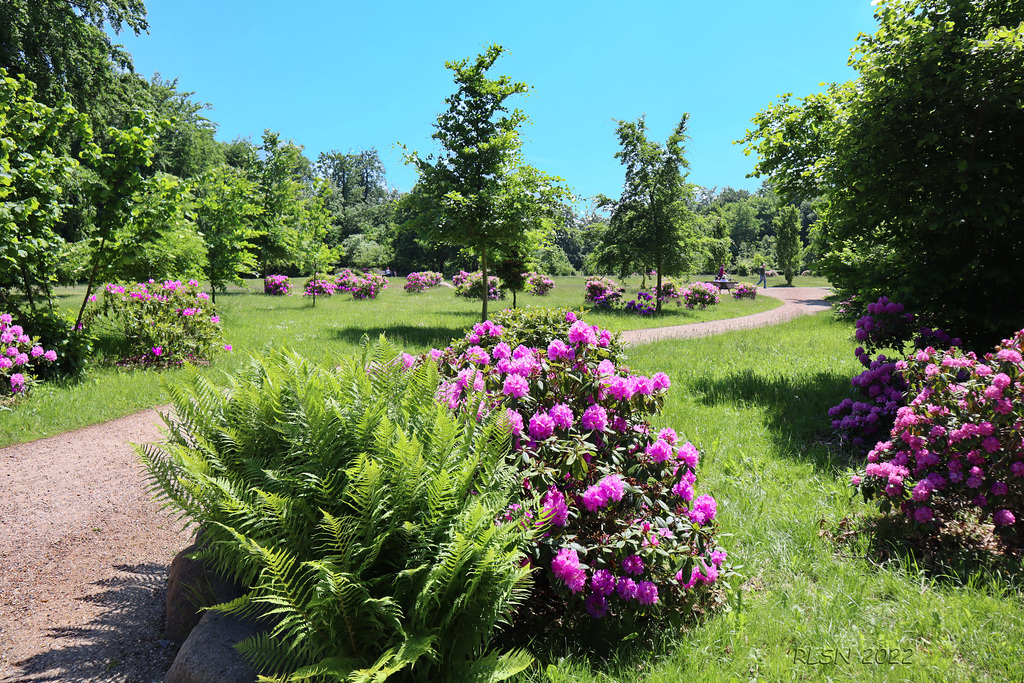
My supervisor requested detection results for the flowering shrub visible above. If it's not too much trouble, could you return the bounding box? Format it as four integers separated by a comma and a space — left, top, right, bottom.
829, 297, 961, 455
85, 279, 227, 366
681, 282, 721, 310
0, 313, 59, 397
584, 276, 625, 310
403, 270, 444, 293
264, 274, 292, 296
412, 308, 731, 633
624, 290, 657, 316
854, 329, 1024, 539
303, 275, 337, 297
336, 269, 388, 299
732, 282, 758, 300
524, 272, 555, 296
652, 277, 681, 303
453, 270, 504, 300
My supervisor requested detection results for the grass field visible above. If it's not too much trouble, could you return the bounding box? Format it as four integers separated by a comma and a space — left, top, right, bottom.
0, 275, 788, 446
4, 273, 1022, 681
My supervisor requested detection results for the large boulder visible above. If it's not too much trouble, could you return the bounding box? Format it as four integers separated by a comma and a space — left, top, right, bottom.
164, 530, 244, 642
163, 611, 260, 683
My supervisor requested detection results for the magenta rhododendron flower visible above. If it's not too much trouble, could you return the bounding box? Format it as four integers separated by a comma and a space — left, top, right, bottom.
502, 374, 529, 398
551, 547, 586, 593
689, 494, 718, 525
581, 404, 608, 431
529, 412, 556, 440
590, 569, 617, 596
636, 581, 658, 605
584, 593, 608, 618
621, 554, 644, 575
993, 509, 1016, 526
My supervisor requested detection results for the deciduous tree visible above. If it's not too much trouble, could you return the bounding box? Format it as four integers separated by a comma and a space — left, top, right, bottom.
403, 44, 567, 321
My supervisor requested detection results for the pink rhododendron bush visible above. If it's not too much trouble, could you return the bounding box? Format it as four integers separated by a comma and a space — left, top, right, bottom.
407, 307, 732, 637
84, 279, 227, 367
681, 282, 721, 310
854, 328, 1024, 543
403, 270, 443, 293
336, 269, 388, 299
453, 270, 503, 300
0, 312, 59, 397
263, 274, 292, 295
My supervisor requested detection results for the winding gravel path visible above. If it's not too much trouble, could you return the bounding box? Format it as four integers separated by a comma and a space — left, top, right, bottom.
0, 286, 830, 681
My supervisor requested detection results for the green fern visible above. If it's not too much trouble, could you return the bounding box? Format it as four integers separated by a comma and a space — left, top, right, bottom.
139, 341, 537, 682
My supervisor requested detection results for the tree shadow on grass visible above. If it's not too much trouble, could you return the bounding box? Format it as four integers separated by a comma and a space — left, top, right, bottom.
827, 513, 1024, 588
329, 323, 473, 350
12, 562, 179, 682
690, 368, 856, 472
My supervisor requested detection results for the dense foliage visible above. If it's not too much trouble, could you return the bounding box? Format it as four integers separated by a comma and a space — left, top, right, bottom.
583, 276, 625, 310
742, 0, 1024, 349
453, 271, 503, 301
263, 274, 292, 296
141, 344, 535, 681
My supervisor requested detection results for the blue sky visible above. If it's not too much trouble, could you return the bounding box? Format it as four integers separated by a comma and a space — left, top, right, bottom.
110, 0, 880, 204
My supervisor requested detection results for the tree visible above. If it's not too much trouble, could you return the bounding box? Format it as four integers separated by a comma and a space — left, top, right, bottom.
192, 163, 263, 302
741, 0, 1024, 349
251, 130, 310, 275
0, 70, 87, 315
596, 115, 698, 313
774, 204, 800, 285
294, 178, 339, 307
0, 0, 147, 117
404, 44, 567, 321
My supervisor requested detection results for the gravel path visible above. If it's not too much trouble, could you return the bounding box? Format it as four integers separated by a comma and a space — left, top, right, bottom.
0, 286, 830, 681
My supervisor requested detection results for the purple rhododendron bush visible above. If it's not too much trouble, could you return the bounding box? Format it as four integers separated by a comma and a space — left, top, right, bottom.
405, 307, 733, 640
829, 297, 960, 455
403, 270, 443, 293
854, 328, 1024, 544
336, 269, 388, 299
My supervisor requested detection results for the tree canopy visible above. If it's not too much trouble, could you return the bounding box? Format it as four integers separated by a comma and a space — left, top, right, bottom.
742, 0, 1024, 348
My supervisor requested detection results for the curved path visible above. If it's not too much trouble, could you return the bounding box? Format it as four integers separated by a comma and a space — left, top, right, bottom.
620, 286, 832, 346
0, 285, 830, 681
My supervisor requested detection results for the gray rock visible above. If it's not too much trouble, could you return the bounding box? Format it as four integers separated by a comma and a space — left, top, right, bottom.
165, 532, 244, 642
163, 611, 260, 683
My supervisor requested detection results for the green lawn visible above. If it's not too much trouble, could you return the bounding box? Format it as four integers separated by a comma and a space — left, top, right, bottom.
0, 276, 784, 446
529, 314, 1024, 682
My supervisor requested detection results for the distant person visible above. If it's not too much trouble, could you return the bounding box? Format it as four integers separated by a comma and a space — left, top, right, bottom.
717, 264, 726, 280
756, 263, 767, 289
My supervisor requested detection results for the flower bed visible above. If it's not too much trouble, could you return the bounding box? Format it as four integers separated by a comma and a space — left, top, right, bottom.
732, 282, 758, 299
85, 279, 227, 366
855, 328, 1024, 539
584, 276, 625, 309
681, 282, 721, 310
453, 270, 503, 300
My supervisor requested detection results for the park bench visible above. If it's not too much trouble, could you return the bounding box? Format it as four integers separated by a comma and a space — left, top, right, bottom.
706, 279, 739, 290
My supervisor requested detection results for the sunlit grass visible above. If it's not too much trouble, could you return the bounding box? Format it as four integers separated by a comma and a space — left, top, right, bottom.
1, 275, 784, 445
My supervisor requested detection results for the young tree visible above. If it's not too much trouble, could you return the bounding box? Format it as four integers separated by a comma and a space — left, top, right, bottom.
403, 44, 567, 321
774, 204, 800, 285
251, 130, 309, 275
742, 0, 1024, 349
597, 115, 698, 313
192, 163, 263, 303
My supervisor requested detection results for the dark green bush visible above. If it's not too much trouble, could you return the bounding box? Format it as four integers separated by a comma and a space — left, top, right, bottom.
140, 340, 534, 682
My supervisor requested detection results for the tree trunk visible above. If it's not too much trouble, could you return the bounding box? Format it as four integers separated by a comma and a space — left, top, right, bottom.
480, 245, 489, 323
75, 234, 106, 332
655, 253, 663, 314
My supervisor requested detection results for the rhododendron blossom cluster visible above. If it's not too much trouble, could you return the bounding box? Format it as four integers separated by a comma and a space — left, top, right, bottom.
681, 282, 721, 310
584, 276, 625, 310
732, 282, 757, 300
524, 272, 555, 296
403, 271, 444, 293
855, 328, 1024, 536
84, 280, 227, 366
410, 307, 730, 625
0, 313, 58, 396
335, 269, 388, 299
264, 274, 292, 296
303, 276, 337, 297
453, 271, 503, 300
830, 297, 961, 455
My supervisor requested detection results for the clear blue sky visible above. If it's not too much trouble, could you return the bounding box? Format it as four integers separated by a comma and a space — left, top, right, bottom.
110, 0, 880, 205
